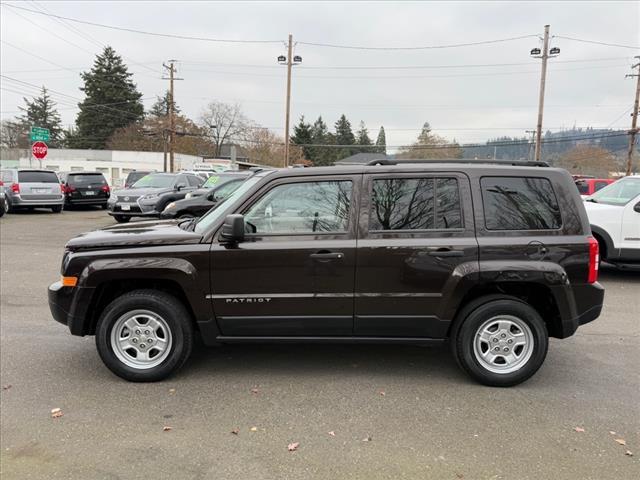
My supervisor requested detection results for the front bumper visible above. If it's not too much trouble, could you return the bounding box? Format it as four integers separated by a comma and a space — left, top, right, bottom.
48, 281, 95, 336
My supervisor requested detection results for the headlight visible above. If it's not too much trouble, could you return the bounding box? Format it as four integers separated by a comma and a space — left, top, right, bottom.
164, 202, 176, 211
142, 194, 158, 201
185, 193, 192, 199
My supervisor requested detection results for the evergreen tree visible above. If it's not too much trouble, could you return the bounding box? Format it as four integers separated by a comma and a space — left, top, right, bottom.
375, 126, 387, 154
148, 91, 179, 118
334, 114, 355, 160
310, 116, 334, 166
70, 46, 144, 149
290, 115, 313, 160
355, 121, 373, 153
18, 86, 63, 147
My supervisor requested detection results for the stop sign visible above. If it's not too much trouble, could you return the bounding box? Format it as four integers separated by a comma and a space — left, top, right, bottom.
32, 141, 48, 160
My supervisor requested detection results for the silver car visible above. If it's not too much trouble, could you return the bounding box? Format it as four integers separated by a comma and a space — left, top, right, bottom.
0, 169, 64, 213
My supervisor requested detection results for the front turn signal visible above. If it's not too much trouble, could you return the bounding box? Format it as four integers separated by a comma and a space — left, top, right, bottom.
61, 276, 78, 287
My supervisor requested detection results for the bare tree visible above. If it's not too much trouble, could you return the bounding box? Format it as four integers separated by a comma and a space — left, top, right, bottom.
243, 128, 306, 167
555, 146, 619, 177
0, 120, 29, 149
199, 101, 251, 157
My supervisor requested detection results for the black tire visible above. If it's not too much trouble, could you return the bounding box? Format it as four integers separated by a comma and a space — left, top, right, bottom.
178, 213, 194, 219
95, 290, 194, 382
101, 203, 108, 210
450, 295, 548, 387
51, 205, 63, 213
113, 215, 131, 223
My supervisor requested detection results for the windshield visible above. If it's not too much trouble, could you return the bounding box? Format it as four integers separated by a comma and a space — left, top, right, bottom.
589, 177, 640, 205
203, 173, 248, 188
132, 174, 177, 189
68, 174, 107, 186
194, 176, 263, 234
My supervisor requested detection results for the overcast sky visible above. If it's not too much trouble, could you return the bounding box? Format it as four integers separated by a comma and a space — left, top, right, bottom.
1, 1, 638, 150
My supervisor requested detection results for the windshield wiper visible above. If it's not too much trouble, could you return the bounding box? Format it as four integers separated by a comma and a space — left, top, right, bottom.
585, 198, 598, 203
178, 217, 197, 231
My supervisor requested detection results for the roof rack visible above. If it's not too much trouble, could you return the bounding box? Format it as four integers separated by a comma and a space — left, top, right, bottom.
366, 159, 549, 167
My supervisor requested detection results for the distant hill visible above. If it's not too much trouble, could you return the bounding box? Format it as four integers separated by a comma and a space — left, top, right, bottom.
461, 128, 631, 161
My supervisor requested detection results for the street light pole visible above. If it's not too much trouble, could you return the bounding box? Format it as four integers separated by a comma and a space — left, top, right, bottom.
284, 34, 293, 168
625, 57, 640, 176
278, 35, 302, 168
530, 25, 560, 163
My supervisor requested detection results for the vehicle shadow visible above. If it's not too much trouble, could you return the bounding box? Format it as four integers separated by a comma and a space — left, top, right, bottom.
599, 263, 640, 281
184, 341, 466, 383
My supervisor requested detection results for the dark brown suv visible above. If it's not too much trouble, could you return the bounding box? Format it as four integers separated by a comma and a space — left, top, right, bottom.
48, 160, 604, 386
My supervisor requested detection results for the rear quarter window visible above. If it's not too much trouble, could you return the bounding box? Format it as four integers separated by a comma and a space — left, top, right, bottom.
17, 171, 59, 183
481, 176, 562, 230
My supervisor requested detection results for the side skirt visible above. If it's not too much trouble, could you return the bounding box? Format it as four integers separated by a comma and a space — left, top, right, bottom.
215, 336, 447, 346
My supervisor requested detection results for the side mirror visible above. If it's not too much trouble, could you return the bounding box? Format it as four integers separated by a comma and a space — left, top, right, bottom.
207, 192, 214, 201
220, 214, 245, 244
634, 202, 640, 213
175, 183, 186, 191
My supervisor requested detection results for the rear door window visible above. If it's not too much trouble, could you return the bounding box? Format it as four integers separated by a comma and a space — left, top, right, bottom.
481, 177, 562, 230
369, 177, 462, 231
17, 171, 59, 183
575, 181, 589, 194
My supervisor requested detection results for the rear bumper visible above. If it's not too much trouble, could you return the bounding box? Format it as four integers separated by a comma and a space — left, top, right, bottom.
9, 195, 64, 207
556, 282, 604, 338
48, 281, 95, 336
65, 197, 108, 206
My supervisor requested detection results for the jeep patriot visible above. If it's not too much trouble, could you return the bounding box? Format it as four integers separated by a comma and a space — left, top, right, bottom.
49, 160, 604, 386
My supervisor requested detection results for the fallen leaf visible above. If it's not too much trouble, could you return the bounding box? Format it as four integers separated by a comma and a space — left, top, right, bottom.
615, 438, 627, 446
168, 388, 176, 395
162, 426, 172, 432
456, 474, 465, 479
625, 450, 633, 457
574, 427, 585, 432
231, 428, 239, 435
379, 391, 386, 396
362, 436, 372, 442
250, 387, 259, 395
2, 385, 11, 390
328, 431, 336, 436
609, 431, 617, 435
250, 426, 258, 432
50, 408, 63, 419
288, 442, 299, 452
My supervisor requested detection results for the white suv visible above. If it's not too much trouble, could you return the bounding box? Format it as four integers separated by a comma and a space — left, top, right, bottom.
584, 175, 640, 269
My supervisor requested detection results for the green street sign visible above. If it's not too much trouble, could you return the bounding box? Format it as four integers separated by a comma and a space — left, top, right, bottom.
30, 127, 50, 142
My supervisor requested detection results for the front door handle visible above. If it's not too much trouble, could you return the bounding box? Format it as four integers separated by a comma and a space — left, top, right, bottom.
310, 251, 344, 261
427, 248, 465, 257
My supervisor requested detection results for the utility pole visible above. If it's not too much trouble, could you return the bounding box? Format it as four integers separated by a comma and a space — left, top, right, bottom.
625, 57, 640, 176
162, 60, 183, 172
278, 35, 302, 168
530, 25, 560, 163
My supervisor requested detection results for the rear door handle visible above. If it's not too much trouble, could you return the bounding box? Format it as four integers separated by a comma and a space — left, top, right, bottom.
310, 251, 344, 261
427, 248, 465, 257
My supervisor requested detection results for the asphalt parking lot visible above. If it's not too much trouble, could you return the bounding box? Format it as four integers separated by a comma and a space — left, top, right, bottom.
0, 209, 638, 480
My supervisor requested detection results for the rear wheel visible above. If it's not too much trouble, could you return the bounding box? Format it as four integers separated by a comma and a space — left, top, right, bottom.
451, 296, 548, 387
51, 205, 62, 213
113, 215, 130, 223
95, 290, 194, 382
101, 203, 108, 210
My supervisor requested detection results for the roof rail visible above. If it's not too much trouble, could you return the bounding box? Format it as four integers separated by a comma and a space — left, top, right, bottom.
366, 159, 550, 167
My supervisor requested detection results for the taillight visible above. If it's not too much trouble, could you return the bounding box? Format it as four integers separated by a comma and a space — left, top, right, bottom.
588, 236, 599, 284
101, 185, 110, 193
11, 183, 19, 193
61, 184, 75, 194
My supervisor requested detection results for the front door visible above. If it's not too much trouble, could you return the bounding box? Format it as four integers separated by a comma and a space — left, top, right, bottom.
354, 172, 478, 338
209, 175, 360, 336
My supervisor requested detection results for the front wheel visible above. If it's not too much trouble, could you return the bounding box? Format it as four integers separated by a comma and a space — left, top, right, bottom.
113, 215, 130, 223
95, 290, 194, 382
451, 297, 548, 387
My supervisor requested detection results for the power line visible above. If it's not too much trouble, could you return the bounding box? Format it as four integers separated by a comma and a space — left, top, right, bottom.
554, 35, 640, 50
297, 34, 539, 50
1, 3, 284, 44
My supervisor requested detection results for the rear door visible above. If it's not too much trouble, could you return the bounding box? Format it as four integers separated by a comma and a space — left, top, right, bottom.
354, 172, 477, 338
17, 170, 61, 200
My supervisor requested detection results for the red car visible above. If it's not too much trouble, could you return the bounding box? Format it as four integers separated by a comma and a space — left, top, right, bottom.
575, 178, 614, 196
